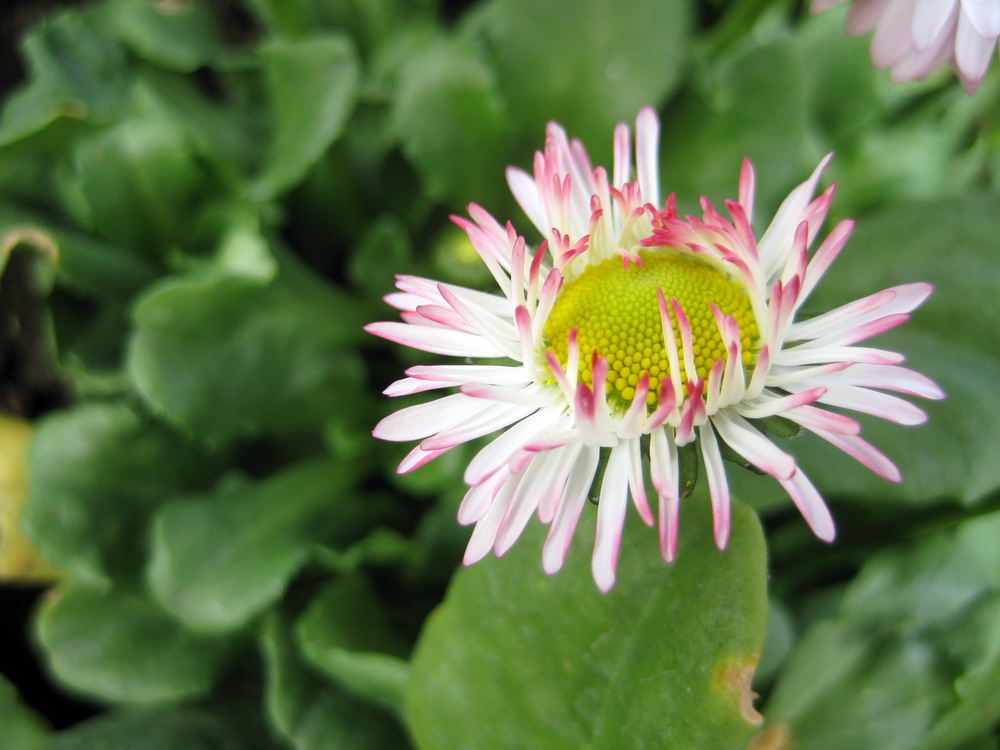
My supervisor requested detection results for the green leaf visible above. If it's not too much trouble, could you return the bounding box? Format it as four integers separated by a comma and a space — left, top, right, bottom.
148, 459, 383, 633
391, 37, 510, 209
764, 511, 1000, 749
252, 35, 360, 199
475, 0, 691, 162
762, 621, 950, 750
788, 195, 1000, 505
63, 113, 209, 256
35, 582, 228, 704
36, 704, 283, 750
0, 672, 50, 749
662, 34, 808, 216
405, 500, 768, 750
0, 9, 130, 148
261, 614, 412, 750
347, 218, 412, 296
97, 0, 233, 73
295, 573, 410, 712
128, 253, 365, 445
0, 210, 159, 299
24, 403, 220, 584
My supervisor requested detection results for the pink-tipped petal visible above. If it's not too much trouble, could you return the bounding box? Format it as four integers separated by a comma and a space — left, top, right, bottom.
592, 446, 631, 592
778, 470, 837, 542
699, 422, 731, 549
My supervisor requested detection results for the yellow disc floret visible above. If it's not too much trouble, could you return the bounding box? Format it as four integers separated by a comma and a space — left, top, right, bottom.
543, 250, 759, 409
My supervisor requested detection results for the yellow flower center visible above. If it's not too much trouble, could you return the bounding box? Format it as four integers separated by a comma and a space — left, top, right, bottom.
543, 250, 759, 409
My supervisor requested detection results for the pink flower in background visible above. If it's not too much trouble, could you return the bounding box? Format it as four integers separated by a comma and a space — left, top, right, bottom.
367, 109, 943, 591
814, 0, 1000, 93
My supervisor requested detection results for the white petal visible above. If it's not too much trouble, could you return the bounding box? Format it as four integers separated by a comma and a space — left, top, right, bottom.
592, 447, 631, 592
871, 0, 921, 66
699, 422, 732, 549
464, 472, 519, 564
812, 383, 928, 425
506, 166, 548, 237
757, 155, 832, 278
713, 410, 796, 479
543, 447, 601, 574
846, 0, 896, 35
373, 393, 491, 442
407, 364, 531, 386
365, 321, 505, 358
635, 106, 660, 209
961, 0, 1000, 37
913, 0, 959, 48
421, 402, 536, 451
464, 408, 564, 485
777, 470, 836, 542
494, 451, 563, 555
955, 8, 998, 89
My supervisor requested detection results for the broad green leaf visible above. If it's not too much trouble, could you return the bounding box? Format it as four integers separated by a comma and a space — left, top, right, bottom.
662, 34, 808, 216
0, 9, 130, 148
391, 37, 509, 209
36, 704, 282, 750
762, 621, 951, 750
252, 35, 360, 199
0, 209, 159, 299
347, 216, 413, 296
35, 582, 227, 704
406, 500, 768, 750
261, 615, 412, 750
128, 253, 365, 445
764, 511, 1000, 749
474, 0, 691, 163
0, 672, 50, 749
132, 70, 265, 179
295, 573, 409, 711
97, 0, 233, 73
148, 460, 384, 633
62, 113, 209, 256
24, 403, 220, 584
788, 195, 1000, 505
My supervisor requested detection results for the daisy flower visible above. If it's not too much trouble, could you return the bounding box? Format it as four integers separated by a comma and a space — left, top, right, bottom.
367, 108, 943, 591
814, 0, 1000, 93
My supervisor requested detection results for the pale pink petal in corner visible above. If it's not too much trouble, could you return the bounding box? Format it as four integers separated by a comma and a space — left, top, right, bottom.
817, 0, 997, 92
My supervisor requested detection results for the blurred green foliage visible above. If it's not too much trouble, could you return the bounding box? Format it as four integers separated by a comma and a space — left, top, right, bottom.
0, 0, 998, 749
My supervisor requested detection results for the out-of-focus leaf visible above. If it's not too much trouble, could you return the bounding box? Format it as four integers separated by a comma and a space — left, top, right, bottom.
35, 583, 228, 704
788, 195, 1000, 505
295, 573, 409, 711
261, 614, 412, 750
0, 10, 130, 148
663, 34, 808, 216
0, 210, 159, 299
148, 460, 383, 633
133, 71, 264, 179
475, 0, 690, 163
23, 403, 219, 584
128, 251, 364, 445
252, 35, 360, 199
346, 216, 412, 296
0, 672, 50, 749
35, 704, 282, 750
97, 0, 234, 73
764, 511, 1000, 750
406, 500, 768, 750
392, 37, 509, 209
62, 114, 209, 256
0, 415, 59, 583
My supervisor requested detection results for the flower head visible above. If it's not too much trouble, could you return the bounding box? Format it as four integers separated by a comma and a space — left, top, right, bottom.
367, 108, 943, 591
814, 0, 1000, 93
